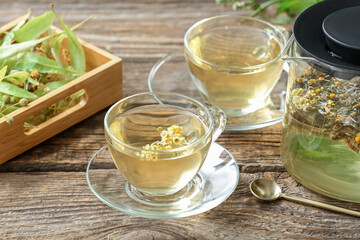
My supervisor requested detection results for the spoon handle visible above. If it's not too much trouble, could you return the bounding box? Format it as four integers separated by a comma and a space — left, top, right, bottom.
282, 193, 360, 218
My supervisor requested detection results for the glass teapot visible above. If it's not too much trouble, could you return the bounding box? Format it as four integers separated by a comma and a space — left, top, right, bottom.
281, 0, 360, 203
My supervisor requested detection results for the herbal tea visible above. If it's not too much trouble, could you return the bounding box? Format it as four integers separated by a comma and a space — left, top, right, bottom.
282, 121, 360, 202
106, 104, 211, 195
281, 67, 360, 202
186, 25, 283, 116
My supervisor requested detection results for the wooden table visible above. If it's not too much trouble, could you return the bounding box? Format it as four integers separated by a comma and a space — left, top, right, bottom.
1, 1, 359, 239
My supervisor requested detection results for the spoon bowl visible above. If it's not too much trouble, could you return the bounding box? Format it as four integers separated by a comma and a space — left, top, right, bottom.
250, 178, 282, 201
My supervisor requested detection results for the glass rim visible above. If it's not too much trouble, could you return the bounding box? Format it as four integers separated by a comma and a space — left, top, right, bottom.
104, 91, 214, 154
184, 15, 286, 71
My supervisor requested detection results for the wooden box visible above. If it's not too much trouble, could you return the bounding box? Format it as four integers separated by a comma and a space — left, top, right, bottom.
0, 15, 122, 164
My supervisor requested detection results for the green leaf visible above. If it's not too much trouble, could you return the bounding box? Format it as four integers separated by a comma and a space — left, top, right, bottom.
50, 16, 92, 74
13, 11, 54, 43
40, 37, 51, 56
6, 52, 84, 75
45, 79, 71, 90
34, 79, 71, 96
0, 102, 20, 115
51, 34, 66, 73
289, 133, 360, 182
0, 82, 37, 99
278, 0, 322, 14
0, 66, 8, 82
251, 0, 282, 17
3, 71, 29, 85
0, 35, 51, 61
1, 32, 15, 47
23, 122, 36, 131
51, 5, 86, 72
12, 10, 32, 32
27, 76, 39, 86
271, 16, 295, 24
0, 10, 32, 46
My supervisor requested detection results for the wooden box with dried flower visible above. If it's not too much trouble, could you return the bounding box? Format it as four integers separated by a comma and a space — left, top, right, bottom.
0, 11, 122, 164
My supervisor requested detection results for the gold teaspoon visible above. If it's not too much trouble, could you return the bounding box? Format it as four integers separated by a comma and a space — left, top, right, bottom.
249, 178, 360, 218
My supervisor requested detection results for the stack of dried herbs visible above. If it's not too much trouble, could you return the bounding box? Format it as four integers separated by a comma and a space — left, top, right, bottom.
289, 67, 360, 153
0, 5, 90, 130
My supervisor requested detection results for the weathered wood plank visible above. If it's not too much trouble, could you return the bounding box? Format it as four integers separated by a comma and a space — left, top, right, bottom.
0, 171, 359, 239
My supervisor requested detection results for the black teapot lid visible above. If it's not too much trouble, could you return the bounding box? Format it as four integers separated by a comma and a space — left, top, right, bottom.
294, 0, 360, 71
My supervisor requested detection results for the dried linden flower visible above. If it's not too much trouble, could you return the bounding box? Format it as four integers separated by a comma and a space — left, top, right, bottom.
140, 125, 188, 161
289, 68, 360, 152
355, 134, 360, 143
47, 73, 59, 81
329, 93, 336, 99
62, 49, 71, 65
30, 69, 39, 78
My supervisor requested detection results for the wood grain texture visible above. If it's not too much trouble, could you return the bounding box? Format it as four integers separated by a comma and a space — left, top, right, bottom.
0, 0, 359, 239
1, 172, 359, 239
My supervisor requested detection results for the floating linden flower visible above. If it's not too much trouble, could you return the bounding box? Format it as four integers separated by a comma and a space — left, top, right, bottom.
140, 125, 188, 161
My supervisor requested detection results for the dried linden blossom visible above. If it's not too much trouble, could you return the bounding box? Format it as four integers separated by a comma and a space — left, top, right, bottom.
139, 125, 187, 161
290, 67, 360, 152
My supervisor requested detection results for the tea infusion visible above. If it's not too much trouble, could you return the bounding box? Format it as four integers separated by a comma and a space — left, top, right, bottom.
106, 105, 211, 195
186, 25, 283, 116
281, 67, 360, 202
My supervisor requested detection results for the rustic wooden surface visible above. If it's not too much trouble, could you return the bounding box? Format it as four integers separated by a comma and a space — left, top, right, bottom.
0, 1, 359, 239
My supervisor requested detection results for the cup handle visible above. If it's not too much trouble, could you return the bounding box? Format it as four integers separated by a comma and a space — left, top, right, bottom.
208, 106, 226, 142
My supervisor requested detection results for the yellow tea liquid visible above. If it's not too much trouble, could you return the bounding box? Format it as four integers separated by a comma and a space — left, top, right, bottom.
281, 116, 360, 202
106, 104, 211, 195
186, 25, 283, 116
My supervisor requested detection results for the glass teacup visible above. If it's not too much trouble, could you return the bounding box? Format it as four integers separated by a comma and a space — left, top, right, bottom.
104, 92, 226, 205
184, 15, 286, 117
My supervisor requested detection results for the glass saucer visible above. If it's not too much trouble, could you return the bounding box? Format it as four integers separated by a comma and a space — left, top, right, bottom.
148, 49, 288, 130
86, 143, 239, 219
